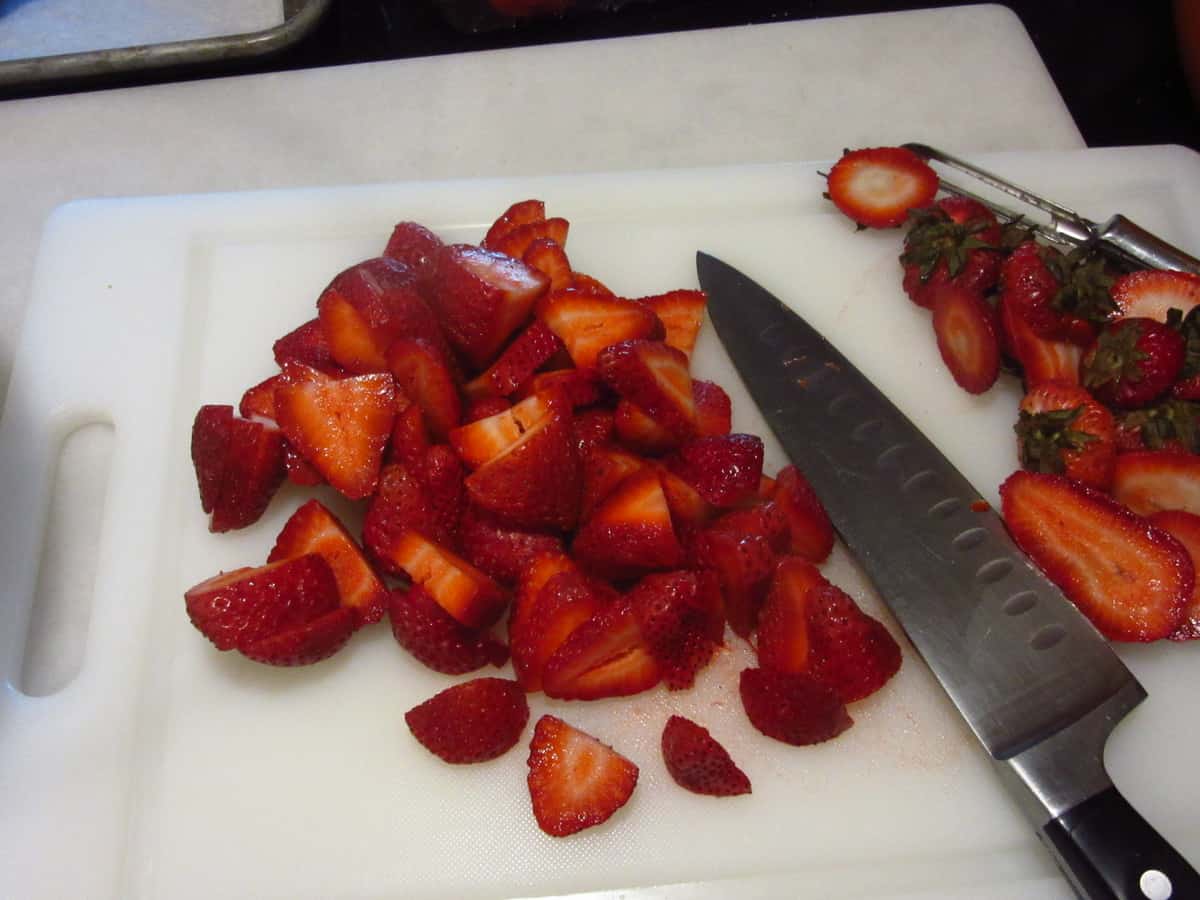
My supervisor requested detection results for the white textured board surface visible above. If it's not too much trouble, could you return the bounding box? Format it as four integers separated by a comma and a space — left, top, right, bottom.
2, 147, 1198, 900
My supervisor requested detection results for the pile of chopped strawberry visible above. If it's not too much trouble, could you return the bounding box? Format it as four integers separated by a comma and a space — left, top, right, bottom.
184, 197, 907, 838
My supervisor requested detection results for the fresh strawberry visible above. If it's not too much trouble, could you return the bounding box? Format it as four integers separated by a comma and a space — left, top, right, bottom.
1000, 470, 1191, 641
457, 504, 564, 586
771, 466, 835, 563
568, 272, 615, 297
273, 362, 395, 500
405, 677, 529, 764
692, 380, 732, 436
430, 244, 549, 370
240, 607, 358, 666
388, 585, 509, 674
1111, 449, 1200, 517
389, 393, 431, 468
204, 413, 287, 533
755, 556, 823, 674
1082, 317, 1185, 409
687, 526, 775, 638
572, 468, 684, 580
363, 457, 463, 573
1115, 399, 1200, 454
739, 667, 853, 746
269, 498, 389, 625
666, 434, 763, 507
511, 569, 609, 692
522, 238, 572, 292
386, 337, 462, 440
709, 499, 789, 554
490, 218, 569, 260
238, 375, 280, 421
468, 320, 564, 398
543, 596, 661, 700
517, 367, 606, 409
629, 570, 723, 690
510, 551, 578, 636
580, 444, 648, 519
930, 284, 1001, 394
526, 715, 638, 837
613, 399, 678, 454
482, 199, 546, 250
657, 467, 718, 532
638, 290, 707, 358
383, 221, 444, 292
1111, 269, 1200, 322
384, 530, 508, 629
598, 339, 697, 440
273, 318, 339, 373
997, 241, 1065, 339
803, 578, 901, 703
900, 197, 1002, 308
284, 446, 324, 486
1016, 381, 1117, 490
191, 404, 234, 515
660, 715, 751, 797
537, 291, 664, 369
998, 292, 1084, 386
1145, 510, 1200, 640
824, 146, 938, 229
450, 388, 557, 469
185, 554, 340, 651
571, 408, 616, 456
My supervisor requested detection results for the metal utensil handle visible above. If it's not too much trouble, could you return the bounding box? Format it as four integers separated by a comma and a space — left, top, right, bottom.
1096, 215, 1200, 275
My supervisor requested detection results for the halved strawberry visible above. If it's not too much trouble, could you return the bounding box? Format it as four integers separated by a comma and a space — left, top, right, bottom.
273, 318, 339, 373
580, 443, 648, 519
284, 447, 324, 486
385, 530, 508, 628
363, 457, 463, 574
629, 570, 723, 690
739, 667, 853, 746
239, 375, 280, 421
572, 468, 684, 581
269, 499, 389, 625
930, 284, 1000, 394
638, 290, 707, 358
571, 408, 616, 456
387, 337, 462, 440
383, 221, 444, 292
666, 434, 763, 507
240, 607, 358, 666
490, 218, 569, 260
999, 294, 1083, 386
825, 146, 938, 229
688, 526, 774, 638
1111, 269, 1200, 322
692, 380, 732, 437
461, 395, 511, 426
1001, 470, 1191, 641
405, 677, 529, 764
483, 199, 545, 250
449, 390, 556, 469
388, 585, 509, 675
1016, 380, 1117, 491
598, 339, 697, 440
1111, 449, 1200, 517
755, 556, 823, 674
458, 504, 564, 586
526, 715, 639, 837
191, 404, 234, 515
537, 291, 664, 369
204, 413, 287, 533
543, 596, 661, 700
1146, 510, 1200, 640
468, 320, 564, 398
661, 715, 751, 797
773, 465, 834, 562
273, 362, 395, 500
511, 569, 609, 692
523, 237, 572, 291
804, 578, 902, 703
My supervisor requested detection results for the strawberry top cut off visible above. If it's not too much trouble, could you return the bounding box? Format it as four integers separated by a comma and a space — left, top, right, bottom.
825, 146, 939, 229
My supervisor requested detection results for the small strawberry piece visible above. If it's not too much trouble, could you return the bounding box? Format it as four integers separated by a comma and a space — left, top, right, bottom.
363, 458, 463, 574
483, 199, 545, 250
688, 527, 774, 638
657, 468, 718, 532
537, 291, 665, 369
209, 416, 287, 533
771, 465, 835, 563
710, 499, 789, 554
571, 408, 616, 456
450, 388, 556, 469
269, 499, 389, 625
386, 530, 508, 628
490, 218, 569, 260
598, 340, 697, 440
470, 320, 564, 398
273, 362, 395, 500
739, 667, 853, 746
572, 468, 684, 580
900, 197, 1002, 308
526, 715, 638, 837
511, 569, 609, 691
1146, 510, 1200, 640
405, 677, 530, 764
430, 244, 549, 370
240, 607, 358, 667
1111, 269, 1200, 322
388, 586, 509, 675
239, 375, 280, 421
389, 394, 431, 468
523, 237, 573, 292
1000, 470, 1191, 641
273, 318, 339, 373
692, 380, 732, 437
568, 272, 615, 297
661, 715, 751, 797
667, 434, 763, 507
517, 367, 606, 409
629, 571, 723, 690
580, 444, 648, 519
804, 579, 902, 702
638, 290, 707, 358
185, 554, 340, 651
1082, 317, 1185, 409
543, 596, 661, 700
930, 285, 1001, 394
613, 399, 678, 454
1111, 449, 1200, 517
756, 556, 823, 674
285, 446, 324, 486
999, 294, 1083, 386
383, 221, 444, 292
387, 337, 462, 440
825, 146, 938, 229
191, 404, 233, 515
1016, 381, 1117, 491
458, 504, 564, 586
511, 551, 578, 636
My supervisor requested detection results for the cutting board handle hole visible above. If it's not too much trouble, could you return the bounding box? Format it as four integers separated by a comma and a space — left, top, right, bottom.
18, 421, 114, 698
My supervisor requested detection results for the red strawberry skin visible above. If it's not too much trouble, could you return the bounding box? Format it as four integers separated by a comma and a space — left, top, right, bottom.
1016, 381, 1117, 491
383, 221, 444, 292
542, 596, 661, 700
191, 404, 233, 515
739, 667, 853, 746
510, 569, 609, 692
388, 586, 509, 675
483, 199, 545, 250
273, 318, 339, 373
598, 339, 697, 441
667, 434, 763, 507
240, 606, 357, 666
772, 466, 835, 563
661, 715, 751, 797
405, 677, 530, 764
363, 457, 464, 575
457, 505, 564, 586
1082, 317, 1185, 409
208, 416, 287, 533
803, 580, 902, 703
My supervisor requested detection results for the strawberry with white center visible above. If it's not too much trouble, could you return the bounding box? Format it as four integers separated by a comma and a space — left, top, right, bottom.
572, 467, 684, 580
386, 530, 508, 629
825, 146, 939, 229
637, 289, 708, 358
1111, 269, 1200, 322
542, 595, 661, 700
1111, 449, 1200, 517
510, 568, 610, 692
363, 453, 464, 575
661, 715, 751, 797
598, 339, 698, 442
929, 284, 1001, 394
537, 291, 665, 369
998, 290, 1084, 386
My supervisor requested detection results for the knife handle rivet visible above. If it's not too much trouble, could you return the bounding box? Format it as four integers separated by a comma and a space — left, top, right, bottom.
1139, 869, 1172, 900
952, 527, 987, 551
1002, 591, 1037, 616
1029, 623, 1066, 651
977, 558, 1014, 584
929, 497, 962, 519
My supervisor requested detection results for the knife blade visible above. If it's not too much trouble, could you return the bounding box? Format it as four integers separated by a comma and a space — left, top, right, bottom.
696, 250, 1200, 900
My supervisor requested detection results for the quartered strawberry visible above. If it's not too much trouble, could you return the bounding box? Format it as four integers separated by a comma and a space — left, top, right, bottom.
385, 530, 509, 628
580, 443, 648, 519
240, 606, 358, 666
660, 715, 751, 797
571, 408, 616, 456
462, 394, 513, 425
1082, 317, 1185, 409
490, 217, 569, 260
1016, 380, 1117, 490
1000, 470, 1191, 641
657, 467, 718, 532
388, 585, 509, 675
269, 499, 389, 625
450, 388, 557, 469
666, 433, 763, 507
522, 237, 573, 292
383, 221, 444, 292
629, 570, 723, 690
273, 318, 339, 373
363, 456, 463, 574
511, 569, 609, 692
526, 715, 638, 837
483, 199, 546, 250
930, 284, 1001, 394
204, 413, 287, 533
185, 554, 340, 652
572, 468, 684, 581
1145, 510, 1200, 640
191, 404, 234, 515
568, 272, 615, 297
804, 578, 902, 703
1111, 449, 1200, 517
458, 504, 564, 586
387, 337, 462, 440
543, 596, 661, 700
638, 290, 708, 358
510, 551, 578, 636
598, 339, 697, 441
431, 244, 549, 370
825, 146, 938, 229
273, 362, 395, 500
739, 667, 853, 746
537, 291, 664, 369
755, 556, 823, 674
613, 399, 678, 455
389, 393, 431, 468
709, 499, 790, 554
517, 367, 606, 409
1111, 269, 1200, 322
468, 319, 564, 398
998, 292, 1083, 386
405, 677, 529, 764
766, 467, 833, 563
901, 197, 1002, 308
687, 525, 775, 638
692, 380, 732, 437
239, 375, 280, 421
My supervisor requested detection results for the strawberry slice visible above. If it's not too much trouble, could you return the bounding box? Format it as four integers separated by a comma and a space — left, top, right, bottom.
388, 585, 509, 674
998, 294, 1083, 386
580, 443, 648, 519
571, 408, 616, 456
1111, 449, 1200, 517
273, 362, 395, 500
483, 199, 545, 250
1000, 470, 1191, 641
240, 607, 358, 667
628, 570, 723, 690
598, 339, 697, 441
405, 677, 530, 764
572, 468, 684, 580
692, 379, 732, 437
273, 318, 340, 373
511, 569, 609, 692
537, 291, 664, 369
660, 715, 751, 797
383, 221, 444, 292
386, 337, 462, 440
709, 499, 790, 554
523, 237, 573, 292
773, 465, 835, 563
207, 414, 287, 533
542, 596, 661, 700
457, 504, 564, 586
191, 404, 234, 515
269, 499, 389, 625
468, 320, 564, 398
804, 578, 902, 703
449, 390, 556, 469
929, 284, 1001, 394
638, 290, 707, 358
1111, 269, 1200, 322
825, 146, 938, 229
739, 667, 853, 746
185, 554, 340, 651
526, 715, 639, 837
1146, 510, 1200, 640
666, 434, 763, 507
385, 530, 508, 629
755, 556, 823, 674
490, 217, 569, 260
363, 455, 464, 575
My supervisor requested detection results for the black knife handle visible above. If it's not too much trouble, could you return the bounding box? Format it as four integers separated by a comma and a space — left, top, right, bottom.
1041, 787, 1200, 899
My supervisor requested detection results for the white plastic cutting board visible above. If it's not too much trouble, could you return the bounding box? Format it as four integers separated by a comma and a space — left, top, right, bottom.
2, 147, 1199, 900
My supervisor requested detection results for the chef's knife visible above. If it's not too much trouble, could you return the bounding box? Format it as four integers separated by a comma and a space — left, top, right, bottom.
696, 251, 1200, 900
